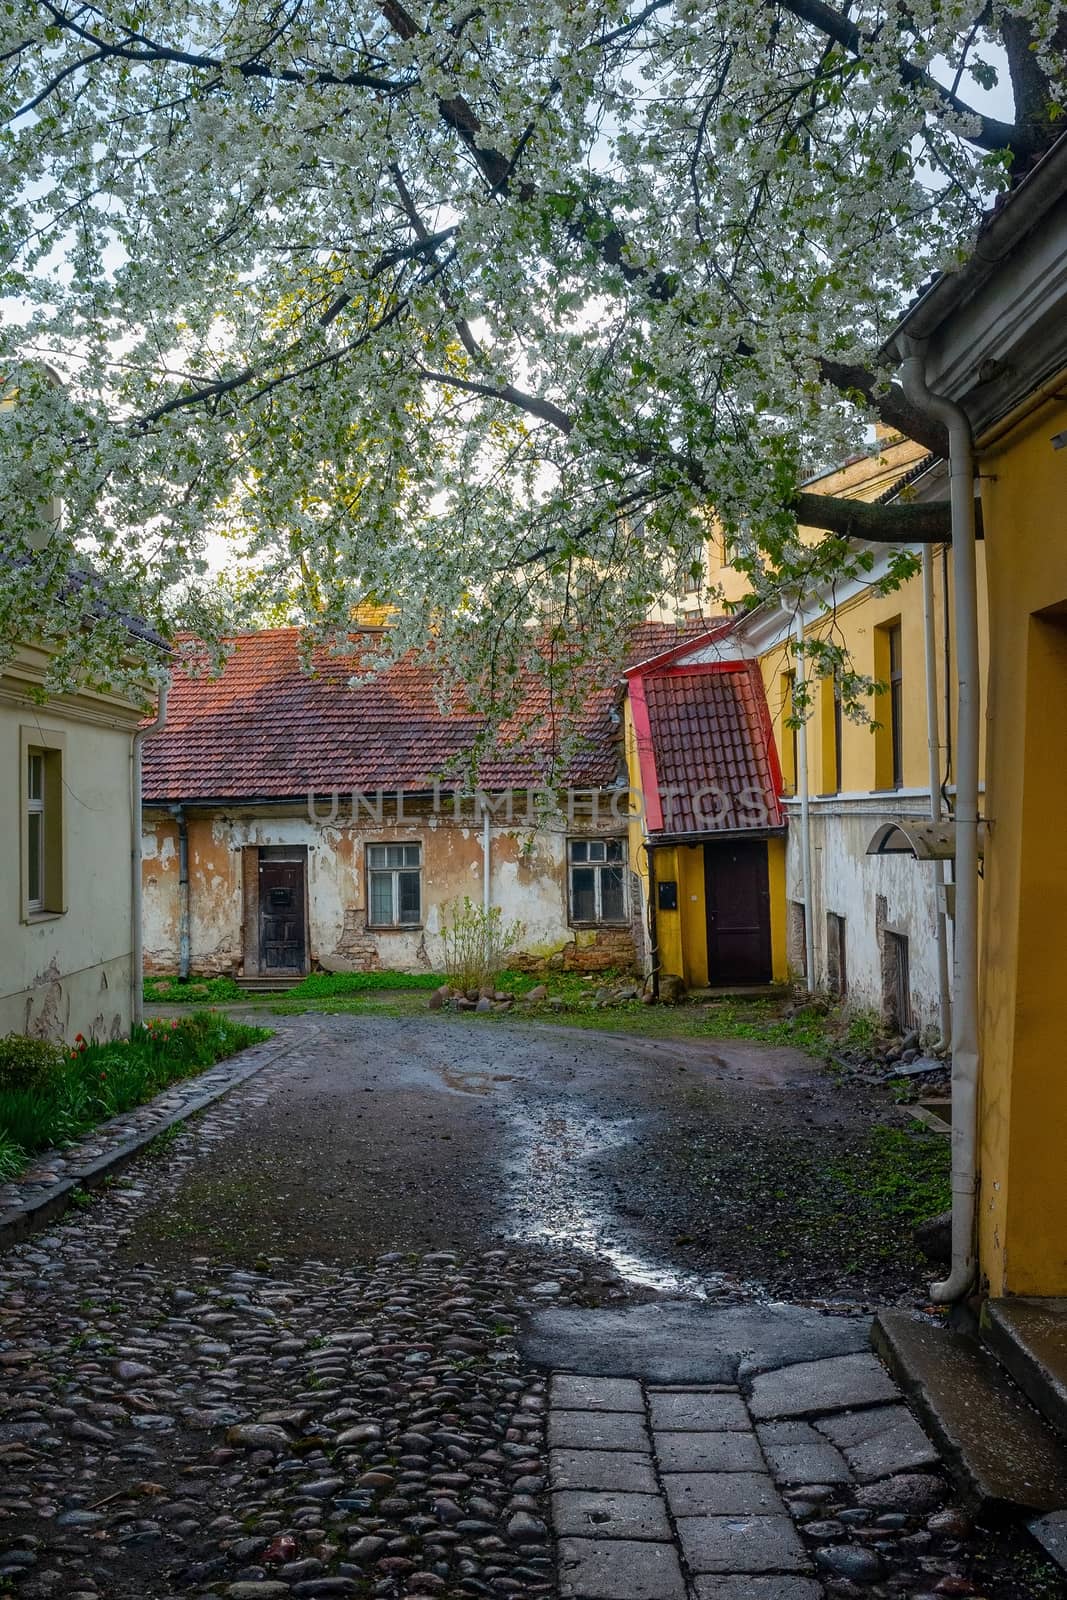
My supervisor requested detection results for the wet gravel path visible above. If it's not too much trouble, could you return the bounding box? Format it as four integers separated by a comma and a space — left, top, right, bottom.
0, 1014, 1063, 1599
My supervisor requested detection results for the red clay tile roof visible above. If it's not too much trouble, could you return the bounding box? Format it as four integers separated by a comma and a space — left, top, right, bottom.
142, 620, 716, 803
627, 660, 784, 836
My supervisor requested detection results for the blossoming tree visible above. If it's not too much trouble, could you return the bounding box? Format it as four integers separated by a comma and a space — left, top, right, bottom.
1, 0, 1063, 708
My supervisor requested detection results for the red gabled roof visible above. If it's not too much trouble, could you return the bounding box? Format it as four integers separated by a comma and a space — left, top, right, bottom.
629, 659, 784, 837
142, 619, 716, 803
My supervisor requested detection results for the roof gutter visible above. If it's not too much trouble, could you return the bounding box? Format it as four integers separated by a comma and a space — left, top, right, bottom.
885, 132, 1067, 357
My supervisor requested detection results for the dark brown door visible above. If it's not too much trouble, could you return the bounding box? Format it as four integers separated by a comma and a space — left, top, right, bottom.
705, 840, 772, 985
258, 857, 306, 973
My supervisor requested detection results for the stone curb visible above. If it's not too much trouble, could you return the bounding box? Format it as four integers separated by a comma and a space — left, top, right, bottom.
0, 1023, 314, 1252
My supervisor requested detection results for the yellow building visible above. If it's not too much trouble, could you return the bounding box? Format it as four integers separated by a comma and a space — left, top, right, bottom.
623, 435, 991, 1032
888, 133, 1067, 1300
622, 632, 789, 991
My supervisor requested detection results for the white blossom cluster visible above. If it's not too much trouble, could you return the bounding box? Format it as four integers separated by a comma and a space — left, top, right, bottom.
0, 0, 1062, 725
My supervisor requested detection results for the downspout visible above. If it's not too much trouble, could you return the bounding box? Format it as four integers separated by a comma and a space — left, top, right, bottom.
923, 546, 953, 1049
482, 807, 491, 915
901, 339, 981, 1304
791, 607, 816, 993
172, 805, 191, 981
647, 845, 660, 1001
131, 680, 169, 1029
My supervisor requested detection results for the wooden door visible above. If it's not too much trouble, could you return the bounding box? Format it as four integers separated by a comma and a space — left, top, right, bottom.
258, 856, 306, 973
705, 840, 772, 985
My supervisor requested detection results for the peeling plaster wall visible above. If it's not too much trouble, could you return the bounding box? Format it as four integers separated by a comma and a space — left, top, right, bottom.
784, 797, 948, 1031
1, 653, 141, 1043
142, 803, 640, 976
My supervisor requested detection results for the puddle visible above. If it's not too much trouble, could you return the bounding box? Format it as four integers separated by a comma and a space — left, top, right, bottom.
503, 1104, 751, 1302
436, 1065, 515, 1095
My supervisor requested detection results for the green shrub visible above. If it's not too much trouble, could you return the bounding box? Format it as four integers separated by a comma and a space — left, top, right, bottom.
0, 1034, 68, 1092
442, 899, 524, 993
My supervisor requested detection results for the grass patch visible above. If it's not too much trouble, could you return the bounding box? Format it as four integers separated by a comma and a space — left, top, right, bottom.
285, 970, 442, 998
0, 1012, 271, 1177
144, 975, 244, 1004
828, 1125, 951, 1227
650, 1113, 950, 1295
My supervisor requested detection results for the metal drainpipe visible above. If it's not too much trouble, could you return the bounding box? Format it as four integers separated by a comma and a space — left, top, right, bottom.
922, 546, 953, 1049
173, 805, 191, 981
901, 339, 981, 1304
792, 608, 816, 993
482, 807, 491, 915
131, 680, 169, 1029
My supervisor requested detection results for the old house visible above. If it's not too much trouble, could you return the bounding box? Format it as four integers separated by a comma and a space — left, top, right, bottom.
1, 590, 166, 1042
141, 624, 714, 980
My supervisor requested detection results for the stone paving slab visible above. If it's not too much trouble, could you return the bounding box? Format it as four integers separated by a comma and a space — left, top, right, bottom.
549, 1408, 651, 1452
655, 1430, 766, 1473
648, 1390, 750, 1431
748, 1351, 898, 1420
558, 1536, 687, 1598
662, 1471, 785, 1517
552, 1374, 645, 1411
524, 1302, 872, 1382
757, 1419, 852, 1485
553, 1489, 673, 1539
675, 1512, 810, 1574
816, 1401, 941, 1481
693, 1578, 825, 1599
551, 1449, 661, 1492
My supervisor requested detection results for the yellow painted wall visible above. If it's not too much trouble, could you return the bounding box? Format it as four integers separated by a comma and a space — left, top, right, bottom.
755, 547, 988, 799
975, 383, 1067, 1297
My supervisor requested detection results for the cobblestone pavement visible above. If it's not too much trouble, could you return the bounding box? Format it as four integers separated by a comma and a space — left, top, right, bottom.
0, 1015, 1061, 1600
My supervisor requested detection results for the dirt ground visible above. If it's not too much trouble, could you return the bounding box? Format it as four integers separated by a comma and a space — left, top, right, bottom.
126, 1011, 942, 1307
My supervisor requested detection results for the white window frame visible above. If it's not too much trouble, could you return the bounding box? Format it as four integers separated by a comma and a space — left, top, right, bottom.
366, 841, 423, 928
568, 837, 629, 926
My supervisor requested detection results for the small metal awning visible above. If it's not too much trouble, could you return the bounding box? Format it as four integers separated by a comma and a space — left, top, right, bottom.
866, 819, 987, 860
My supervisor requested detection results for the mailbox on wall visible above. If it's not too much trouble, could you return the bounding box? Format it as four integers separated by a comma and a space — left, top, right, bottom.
657, 880, 678, 911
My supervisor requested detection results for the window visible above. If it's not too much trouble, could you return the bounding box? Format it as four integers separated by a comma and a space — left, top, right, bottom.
26, 752, 45, 910
367, 842, 422, 927
874, 620, 904, 790
780, 671, 798, 794
21, 737, 64, 918
788, 899, 807, 978
833, 672, 844, 794
819, 671, 844, 795
569, 838, 627, 924
888, 623, 904, 788
883, 930, 913, 1032
826, 912, 847, 998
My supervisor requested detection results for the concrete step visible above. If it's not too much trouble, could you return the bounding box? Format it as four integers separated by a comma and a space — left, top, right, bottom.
234, 976, 303, 993
984, 1299, 1067, 1442
873, 1309, 1067, 1513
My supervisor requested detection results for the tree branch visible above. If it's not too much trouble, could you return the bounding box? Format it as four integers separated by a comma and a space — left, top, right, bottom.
775, 0, 1024, 155
794, 491, 952, 542
815, 359, 949, 456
